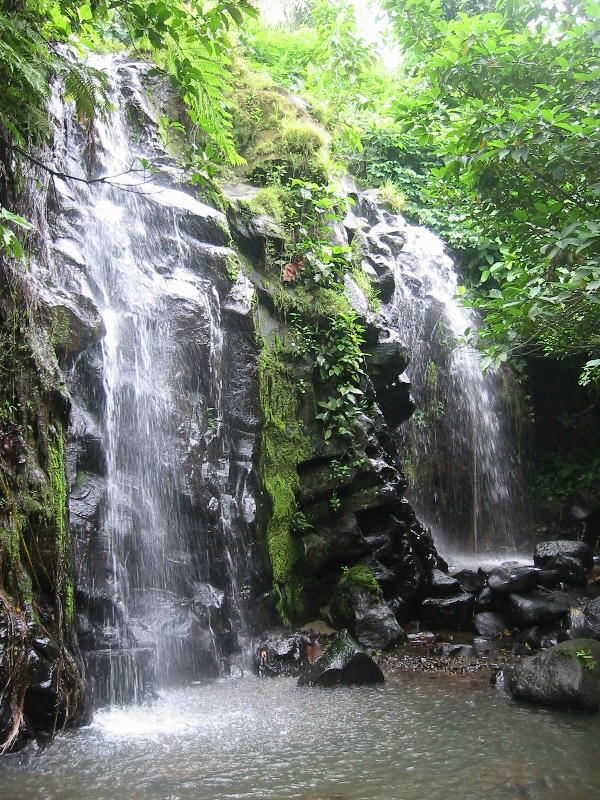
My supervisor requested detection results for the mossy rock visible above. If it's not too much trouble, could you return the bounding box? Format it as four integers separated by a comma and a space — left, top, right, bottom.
297, 629, 384, 687
509, 638, 600, 712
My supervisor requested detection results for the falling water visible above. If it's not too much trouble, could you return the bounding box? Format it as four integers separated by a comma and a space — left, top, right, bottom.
386, 223, 528, 558
37, 54, 264, 704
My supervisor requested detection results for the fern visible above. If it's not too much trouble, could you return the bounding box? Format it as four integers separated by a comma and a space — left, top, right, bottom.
61, 60, 113, 125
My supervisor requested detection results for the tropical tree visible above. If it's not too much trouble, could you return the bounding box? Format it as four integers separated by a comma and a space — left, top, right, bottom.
380, 0, 600, 379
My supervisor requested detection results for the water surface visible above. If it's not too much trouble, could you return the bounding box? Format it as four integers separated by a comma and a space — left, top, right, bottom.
1, 676, 598, 800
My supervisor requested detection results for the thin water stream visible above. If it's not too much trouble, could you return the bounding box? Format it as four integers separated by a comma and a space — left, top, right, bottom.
387, 223, 529, 558
1, 677, 598, 800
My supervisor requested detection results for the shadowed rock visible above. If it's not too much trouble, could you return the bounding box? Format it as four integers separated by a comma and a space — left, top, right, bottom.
508, 638, 600, 712
297, 630, 384, 687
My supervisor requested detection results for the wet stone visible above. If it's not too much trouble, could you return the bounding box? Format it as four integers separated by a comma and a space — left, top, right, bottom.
473, 612, 509, 639
452, 568, 486, 594
534, 540, 593, 571
297, 630, 384, 688
420, 593, 475, 631
509, 591, 571, 627
508, 638, 600, 712
428, 569, 461, 597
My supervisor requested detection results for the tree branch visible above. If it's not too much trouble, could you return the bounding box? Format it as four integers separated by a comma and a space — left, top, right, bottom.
2, 138, 162, 193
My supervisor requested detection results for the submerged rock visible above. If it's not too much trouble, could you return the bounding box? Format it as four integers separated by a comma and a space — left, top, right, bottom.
297, 630, 384, 687
508, 638, 600, 712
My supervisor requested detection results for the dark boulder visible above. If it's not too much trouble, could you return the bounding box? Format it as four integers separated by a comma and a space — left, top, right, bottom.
475, 586, 494, 612
548, 554, 587, 587
514, 626, 543, 650
432, 643, 475, 658
534, 540, 593, 571
420, 593, 475, 631
487, 565, 540, 594
509, 591, 571, 627
297, 630, 384, 687
453, 568, 486, 594
557, 627, 600, 643
583, 597, 600, 637
473, 611, 508, 639
351, 590, 406, 651
508, 638, 600, 712
536, 569, 560, 588
255, 632, 308, 678
428, 569, 461, 597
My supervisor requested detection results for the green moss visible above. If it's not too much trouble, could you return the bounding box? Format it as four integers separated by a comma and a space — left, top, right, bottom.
426, 360, 439, 392
47, 422, 74, 618
247, 185, 288, 222
227, 61, 331, 187
50, 306, 71, 349
0, 524, 19, 564
334, 564, 382, 621
339, 564, 381, 596
48, 424, 67, 555
64, 577, 75, 622
281, 121, 327, 157
349, 266, 381, 312
258, 338, 312, 625
225, 252, 241, 282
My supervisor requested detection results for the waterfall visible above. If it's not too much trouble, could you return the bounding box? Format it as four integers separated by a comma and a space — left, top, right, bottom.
357, 193, 529, 561
36, 54, 265, 704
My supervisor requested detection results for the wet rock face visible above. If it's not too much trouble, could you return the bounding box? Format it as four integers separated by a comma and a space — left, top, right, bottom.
508, 638, 600, 712
0, 605, 87, 751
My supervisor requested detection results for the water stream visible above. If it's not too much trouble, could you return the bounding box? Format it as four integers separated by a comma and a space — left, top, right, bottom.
1, 677, 598, 800
387, 224, 529, 560
40, 54, 263, 703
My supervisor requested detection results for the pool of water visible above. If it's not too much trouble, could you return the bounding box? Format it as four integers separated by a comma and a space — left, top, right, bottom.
1, 674, 598, 800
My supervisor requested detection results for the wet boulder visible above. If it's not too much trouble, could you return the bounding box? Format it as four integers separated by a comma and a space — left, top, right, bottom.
351, 590, 406, 651
548, 554, 587, 587
473, 611, 509, 639
487, 565, 540, 594
475, 586, 494, 611
297, 630, 384, 687
583, 597, 600, 637
363, 324, 410, 390
255, 632, 308, 678
509, 590, 571, 627
420, 593, 475, 631
557, 627, 600, 643
453, 568, 486, 594
428, 569, 461, 597
508, 638, 600, 712
514, 626, 543, 650
534, 540, 593, 571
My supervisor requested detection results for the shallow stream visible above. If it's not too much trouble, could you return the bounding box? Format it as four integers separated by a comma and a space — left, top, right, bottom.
2, 675, 598, 800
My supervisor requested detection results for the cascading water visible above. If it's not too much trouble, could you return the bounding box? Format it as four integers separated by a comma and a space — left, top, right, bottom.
391, 225, 528, 558
35, 53, 266, 704
357, 194, 529, 561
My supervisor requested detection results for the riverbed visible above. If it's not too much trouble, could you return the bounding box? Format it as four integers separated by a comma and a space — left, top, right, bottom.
1, 674, 598, 800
